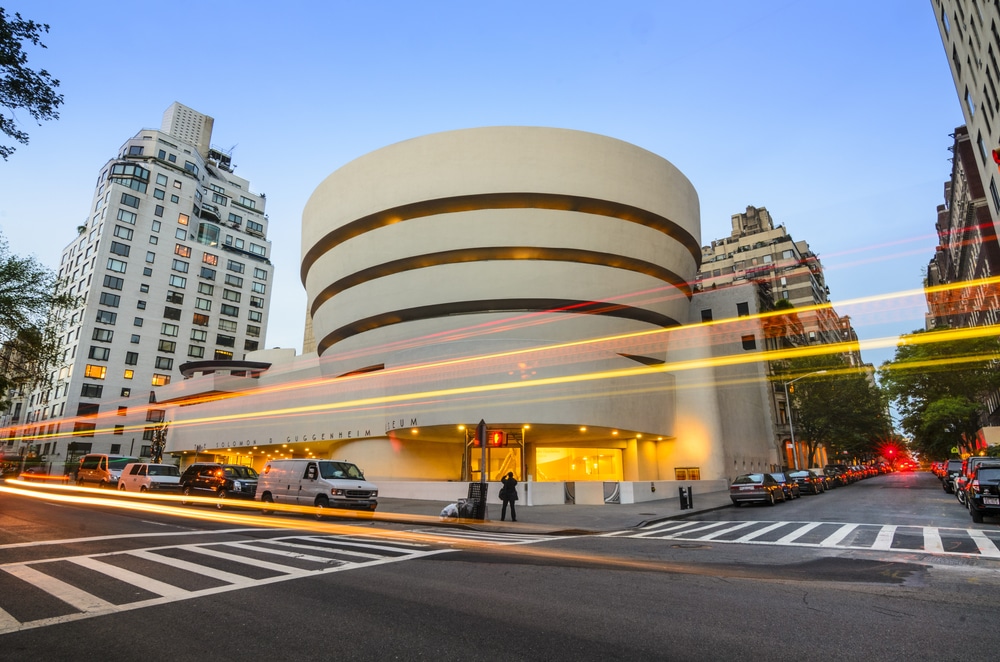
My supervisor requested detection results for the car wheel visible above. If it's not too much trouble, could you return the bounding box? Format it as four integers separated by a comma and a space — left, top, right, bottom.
767, 492, 776, 506
731, 499, 741, 507
971, 506, 985, 524
77, 479, 85, 487
957, 491, 966, 506
118, 483, 127, 491
99, 481, 108, 490
261, 492, 274, 514
944, 482, 952, 493
314, 495, 329, 519
216, 489, 227, 509
181, 486, 193, 506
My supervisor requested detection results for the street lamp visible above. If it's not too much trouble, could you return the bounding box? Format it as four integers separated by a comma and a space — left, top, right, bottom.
783, 370, 828, 470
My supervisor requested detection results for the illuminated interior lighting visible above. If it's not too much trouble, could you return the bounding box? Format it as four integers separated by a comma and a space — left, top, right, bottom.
580, 427, 587, 432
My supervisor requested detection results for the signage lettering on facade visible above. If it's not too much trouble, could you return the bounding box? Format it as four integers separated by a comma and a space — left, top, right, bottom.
384, 418, 419, 432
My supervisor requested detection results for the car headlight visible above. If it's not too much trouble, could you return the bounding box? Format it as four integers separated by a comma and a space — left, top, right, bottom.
372, 490, 378, 498
233, 480, 242, 490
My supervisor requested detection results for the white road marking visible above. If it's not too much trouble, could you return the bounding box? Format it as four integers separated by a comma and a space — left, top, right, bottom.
3, 564, 115, 612
67, 556, 190, 599
871, 525, 898, 551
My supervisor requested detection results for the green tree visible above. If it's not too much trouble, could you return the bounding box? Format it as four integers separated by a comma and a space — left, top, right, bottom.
778, 354, 889, 468
0, 8, 63, 160
0, 232, 74, 407
879, 328, 1000, 460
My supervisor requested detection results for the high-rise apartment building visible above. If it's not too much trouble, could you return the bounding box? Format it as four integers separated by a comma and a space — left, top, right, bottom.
9, 103, 272, 469
932, 0, 1000, 234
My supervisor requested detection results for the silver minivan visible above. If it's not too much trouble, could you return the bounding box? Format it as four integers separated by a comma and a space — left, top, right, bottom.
76, 454, 140, 488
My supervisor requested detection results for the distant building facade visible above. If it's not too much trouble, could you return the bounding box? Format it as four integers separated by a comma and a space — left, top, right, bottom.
1, 104, 273, 471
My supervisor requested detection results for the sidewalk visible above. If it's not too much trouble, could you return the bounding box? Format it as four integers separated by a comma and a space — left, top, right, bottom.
373, 490, 734, 535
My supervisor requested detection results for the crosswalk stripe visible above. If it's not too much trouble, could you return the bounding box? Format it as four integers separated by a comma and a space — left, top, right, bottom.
775, 521, 822, 544
301, 536, 431, 554
661, 522, 732, 539
67, 556, 189, 599
3, 564, 115, 612
179, 545, 303, 573
259, 539, 386, 561
872, 525, 898, 551
734, 522, 787, 542
126, 549, 254, 585
819, 524, 857, 547
923, 529, 945, 554
698, 521, 757, 540
968, 531, 1000, 558
630, 521, 703, 538
223, 541, 344, 565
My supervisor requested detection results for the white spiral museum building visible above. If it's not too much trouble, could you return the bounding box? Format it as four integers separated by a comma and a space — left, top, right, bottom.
163, 127, 779, 504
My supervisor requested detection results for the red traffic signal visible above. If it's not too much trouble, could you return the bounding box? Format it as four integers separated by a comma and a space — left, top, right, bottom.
993, 148, 1000, 167
487, 430, 505, 447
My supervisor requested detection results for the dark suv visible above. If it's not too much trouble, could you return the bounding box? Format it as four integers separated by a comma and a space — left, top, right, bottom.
179, 462, 259, 508
966, 463, 1000, 523
942, 458, 965, 494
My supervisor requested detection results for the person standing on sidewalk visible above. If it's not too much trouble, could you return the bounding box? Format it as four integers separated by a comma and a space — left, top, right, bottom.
500, 471, 518, 521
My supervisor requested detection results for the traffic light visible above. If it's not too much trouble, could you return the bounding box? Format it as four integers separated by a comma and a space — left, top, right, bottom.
992, 148, 1000, 170
487, 430, 505, 447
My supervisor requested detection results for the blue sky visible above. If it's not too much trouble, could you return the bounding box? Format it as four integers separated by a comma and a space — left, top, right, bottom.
0, 1, 960, 368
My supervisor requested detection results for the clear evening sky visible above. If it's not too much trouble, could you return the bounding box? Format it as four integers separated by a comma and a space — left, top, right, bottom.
0, 1, 961, 369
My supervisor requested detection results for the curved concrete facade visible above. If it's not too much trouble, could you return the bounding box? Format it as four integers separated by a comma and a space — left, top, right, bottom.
302, 127, 701, 361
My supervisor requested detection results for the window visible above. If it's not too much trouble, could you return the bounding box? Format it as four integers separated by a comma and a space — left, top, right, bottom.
216, 334, 235, 347
163, 306, 182, 320
736, 302, 750, 317
88, 346, 110, 360
99, 292, 120, 307
170, 194, 179, 203
193, 313, 209, 327
178, 213, 189, 226
169, 275, 187, 288
223, 289, 241, 302
251, 282, 265, 294
174, 244, 192, 257
84, 364, 106, 379
166, 291, 184, 304
190, 328, 207, 342
154, 205, 164, 217
218, 319, 237, 332
741, 335, 757, 350
149, 235, 158, 245
184, 161, 198, 175
114, 425, 124, 436
249, 243, 266, 257
225, 274, 243, 287
248, 310, 262, 322
227, 259, 244, 273
156, 173, 168, 186
151, 374, 171, 386
214, 350, 233, 360
228, 213, 242, 226
221, 304, 239, 317
250, 296, 264, 308
239, 197, 256, 210
113, 225, 134, 240
121, 388, 131, 397
153, 188, 165, 200
103, 275, 124, 290
246, 324, 260, 338
253, 267, 267, 280
128, 145, 144, 156
130, 334, 140, 344
188, 344, 205, 358
155, 357, 174, 370
120, 193, 140, 208
92, 328, 114, 342
95, 310, 117, 324
117, 406, 127, 416
212, 192, 227, 205
203, 252, 218, 265
700, 309, 712, 322
109, 241, 130, 257
196, 222, 220, 247
176, 229, 187, 240
81, 384, 104, 398
106, 258, 127, 273
125, 351, 139, 365
246, 219, 264, 235
244, 340, 259, 351
124, 369, 133, 380
161, 323, 179, 337
117, 209, 136, 224
140, 283, 149, 293
142, 267, 153, 277
171, 259, 189, 273
200, 267, 216, 280
197, 282, 214, 295
134, 317, 143, 327
195, 298, 212, 311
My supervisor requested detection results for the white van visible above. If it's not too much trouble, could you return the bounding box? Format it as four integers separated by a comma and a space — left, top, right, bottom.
257, 459, 378, 513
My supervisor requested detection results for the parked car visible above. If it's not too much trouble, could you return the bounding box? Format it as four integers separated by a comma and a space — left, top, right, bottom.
942, 458, 965, 494
257, 458, 378, 516
966, 463, 1000, 523
808, 467, 836, 489
179, 462, 259, 507
730, 473, 785, 506
957, 457, 997, 505
768, 472, 800, 500
118, 462, 181, 493
788, 469, 825, 494
76, 454, 140, 488
823, 466, 848, 487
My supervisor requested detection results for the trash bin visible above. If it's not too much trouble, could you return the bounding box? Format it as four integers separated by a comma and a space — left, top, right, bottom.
467, 482, 488, 520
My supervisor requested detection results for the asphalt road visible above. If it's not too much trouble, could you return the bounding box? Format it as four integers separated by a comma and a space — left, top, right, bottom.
0, 472, 997, 661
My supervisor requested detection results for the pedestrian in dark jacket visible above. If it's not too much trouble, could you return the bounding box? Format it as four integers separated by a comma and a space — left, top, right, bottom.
500, 471, 518, 521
